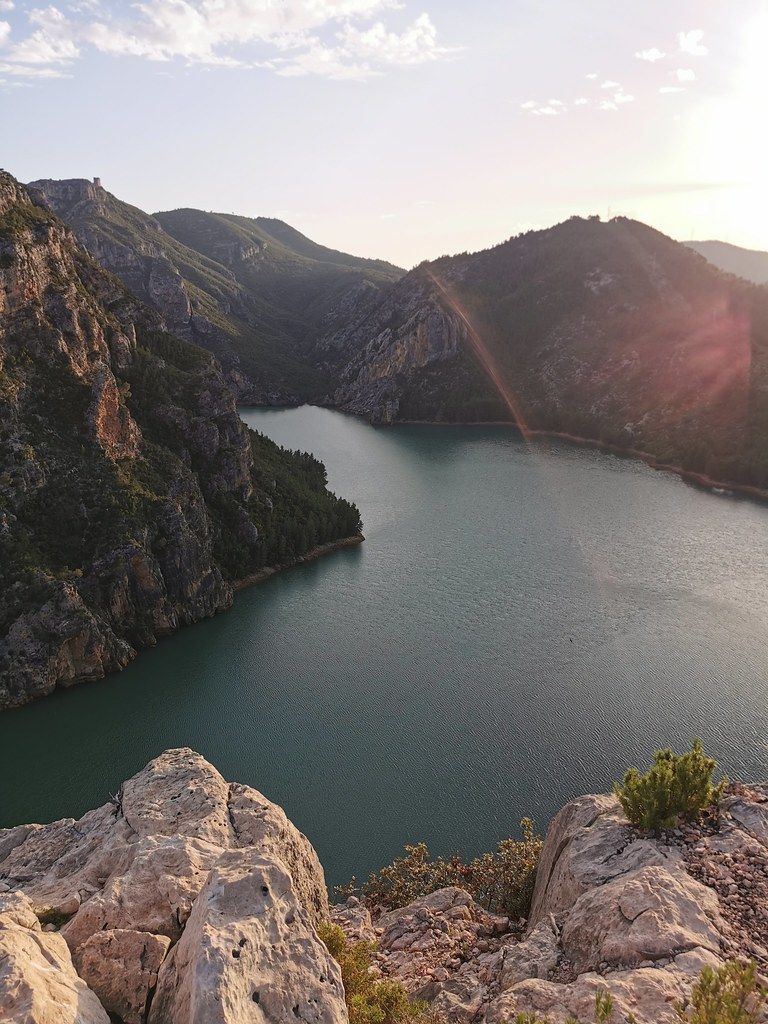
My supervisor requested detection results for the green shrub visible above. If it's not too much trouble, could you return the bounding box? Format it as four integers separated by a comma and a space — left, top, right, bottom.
348, 818, 542, 920
614, 739, 726, 833
35, 907, 73, 928
676, 959, 766, 1024
512, 987, 623, 1023
318, 923, 429, 1024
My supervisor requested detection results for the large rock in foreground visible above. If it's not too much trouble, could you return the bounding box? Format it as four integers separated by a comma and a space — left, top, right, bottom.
0, 891, 108, 1024
0, 749, 338, 1024
150, 853, 344, 1024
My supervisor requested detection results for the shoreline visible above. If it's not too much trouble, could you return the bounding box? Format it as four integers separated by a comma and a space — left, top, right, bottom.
243, 402, 767, 503
233, 533, 365, 591
394, 418, 768, 503
526, 429, 768, 502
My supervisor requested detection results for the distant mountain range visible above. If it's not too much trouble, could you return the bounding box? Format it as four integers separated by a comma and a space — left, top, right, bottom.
685, 240, 768, 285
24, 181, 768, 493
28, 178, 403, 404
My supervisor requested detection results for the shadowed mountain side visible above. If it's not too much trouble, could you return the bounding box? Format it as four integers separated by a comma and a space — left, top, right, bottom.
27, 179, 402, 405
686, 240, 768, 285
328, 216, 768, 490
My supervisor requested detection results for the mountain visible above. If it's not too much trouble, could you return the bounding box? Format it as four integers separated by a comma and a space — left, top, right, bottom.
0, 172, 362, 707
686, 239, 768, 285
328, 215, 768, 490
27, 178, 403, 403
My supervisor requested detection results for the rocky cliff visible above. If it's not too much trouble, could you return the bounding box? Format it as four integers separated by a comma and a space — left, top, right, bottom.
327, 216, 768, 490
0, 749, 343, 1024
28, 179, 402, 404
0, 173, 362, 707
2, 750, 767, 1024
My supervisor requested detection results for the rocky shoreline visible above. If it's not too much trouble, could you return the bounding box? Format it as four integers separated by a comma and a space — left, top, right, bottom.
2, 750, 767, 1023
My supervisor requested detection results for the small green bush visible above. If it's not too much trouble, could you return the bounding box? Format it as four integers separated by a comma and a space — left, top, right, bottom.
35, 907, 72, 928
676, 959, 766, 1024
349, 819, 542, 920
512, 987, 621, 1023
614, 739, 726, 833
318, 923, 429, 1024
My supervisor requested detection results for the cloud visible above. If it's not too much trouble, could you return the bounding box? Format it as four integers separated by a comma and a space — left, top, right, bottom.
0, 1, 14, 10
599, 100, 617, 111
675, 68, 696, 82
0, 60, 71, 76
380, 212, 396, 220
4, 6, 79, 64
337, 13, 453, 67
678, 29, 708, 56
635, 47, 665, 62
659, 85, 685, 93
585, 72, 597, 79
600, 79, 620, 89
613, 92, 634, 104
522, 99, 567, 116
573, 96, 588, 105
0, 20, 9, 46
4, 0, 454, 81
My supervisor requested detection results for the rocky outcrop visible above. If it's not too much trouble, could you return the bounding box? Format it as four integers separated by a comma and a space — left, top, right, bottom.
0, 749, 335, 1024
333, 787, 768, 1024
0, 891, 108, 1023
149, 853, 345, 1024
3, 752, 768, 1024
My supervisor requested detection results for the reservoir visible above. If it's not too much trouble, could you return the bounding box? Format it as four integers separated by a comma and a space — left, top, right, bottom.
2, 405, 768, 888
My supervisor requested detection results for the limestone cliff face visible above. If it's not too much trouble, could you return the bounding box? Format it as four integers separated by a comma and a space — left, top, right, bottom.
28, 178, 197, 340
327, 274, 468, 424
0, 173, 361, 707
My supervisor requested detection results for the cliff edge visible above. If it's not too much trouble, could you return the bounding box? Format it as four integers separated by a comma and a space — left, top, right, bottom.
2, 751, 767, 1023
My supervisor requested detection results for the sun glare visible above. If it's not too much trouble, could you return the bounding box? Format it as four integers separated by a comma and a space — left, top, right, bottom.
688, 9, 768, 246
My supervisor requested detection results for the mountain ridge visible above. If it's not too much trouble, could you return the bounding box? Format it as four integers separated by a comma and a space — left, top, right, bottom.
685, 239, 768, 285
27, 177, 403, 405
0, 172, 362, 707
327, 214, 768, 490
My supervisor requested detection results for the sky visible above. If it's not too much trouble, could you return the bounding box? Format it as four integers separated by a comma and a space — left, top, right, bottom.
1, 0, 767, 268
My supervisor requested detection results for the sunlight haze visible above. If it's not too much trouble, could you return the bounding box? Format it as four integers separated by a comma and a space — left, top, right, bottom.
1, 0, 766, 266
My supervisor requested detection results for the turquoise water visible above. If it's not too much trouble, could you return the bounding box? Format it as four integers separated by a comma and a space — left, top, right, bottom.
2, 406, 768, 887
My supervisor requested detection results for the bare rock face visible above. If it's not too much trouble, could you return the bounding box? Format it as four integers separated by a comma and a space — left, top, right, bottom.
149, 852, 345, 1024
0, 749, 332, 1023
86, 362, 141, 458
74, 929, 171, 1024
0, 891, 108, 1024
